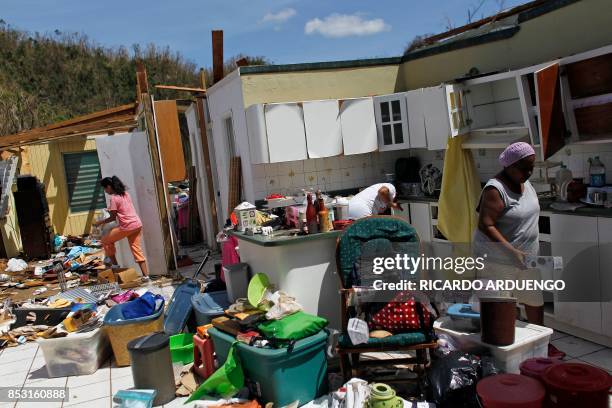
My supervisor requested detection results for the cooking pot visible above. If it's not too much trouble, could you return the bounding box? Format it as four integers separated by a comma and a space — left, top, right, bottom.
542, 363, 611, 408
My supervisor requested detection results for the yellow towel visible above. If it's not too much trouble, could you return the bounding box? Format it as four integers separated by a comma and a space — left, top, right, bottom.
437, 135, 481, 243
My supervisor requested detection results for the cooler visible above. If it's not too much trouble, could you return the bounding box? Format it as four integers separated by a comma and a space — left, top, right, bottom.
191, 291, 231, 326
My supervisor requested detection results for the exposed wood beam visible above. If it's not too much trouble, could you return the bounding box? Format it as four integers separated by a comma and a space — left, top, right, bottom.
212, 30, 224, 84
155, 85, 207, 94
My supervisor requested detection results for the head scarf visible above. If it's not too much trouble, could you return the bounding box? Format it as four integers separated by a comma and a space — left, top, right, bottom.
499, 142, 535, 167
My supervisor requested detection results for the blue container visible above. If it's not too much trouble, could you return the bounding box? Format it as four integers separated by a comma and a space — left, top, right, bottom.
191, 291, 231, 327
163, 280, 200, 335
447, 303, 480, 332
209, 327, 328, 406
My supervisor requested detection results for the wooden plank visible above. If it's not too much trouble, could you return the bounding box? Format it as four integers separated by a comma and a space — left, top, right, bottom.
155, 85, 207, 94
212, 30, 224, 84
536, 63, 567, 159
142, 94, 174, 270
195, 98, 218, 236
153, 100, 186, 183
227, 156, 241, 215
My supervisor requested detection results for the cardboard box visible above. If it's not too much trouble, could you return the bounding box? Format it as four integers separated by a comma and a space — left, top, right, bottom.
97, 268, 139, 285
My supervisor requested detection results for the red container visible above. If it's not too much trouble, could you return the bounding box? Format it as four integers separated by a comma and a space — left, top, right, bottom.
542, 363, 611, 408
477, 374, 545, 408
520, 358, 562, 381
193, 334, 215, 379
333, 220, 353, 231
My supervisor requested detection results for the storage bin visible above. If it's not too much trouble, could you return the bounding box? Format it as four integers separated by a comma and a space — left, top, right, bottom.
37, 327, 111, 377
191, 291, 230, 326
434, 317, 552, 374
169, 333, 195, 364
103, 300, 165, 366
222, 263, 250, 302
209, 327, 328, 407
12, 306, 72, 329
447, 303, 480, 332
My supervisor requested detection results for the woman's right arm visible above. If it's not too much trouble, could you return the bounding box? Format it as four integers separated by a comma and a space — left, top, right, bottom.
478, 187, 526, 264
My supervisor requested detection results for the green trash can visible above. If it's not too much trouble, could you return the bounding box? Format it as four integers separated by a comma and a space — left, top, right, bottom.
209, 328, 328, 406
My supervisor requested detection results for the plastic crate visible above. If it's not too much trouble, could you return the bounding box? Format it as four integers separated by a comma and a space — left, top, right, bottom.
434, 317, 552, 373
209, 327, 328, 406
37, 327, 111, 377
169, 333, 194, 364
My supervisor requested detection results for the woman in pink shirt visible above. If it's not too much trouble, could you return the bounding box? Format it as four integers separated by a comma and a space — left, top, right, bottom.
94, 176, 148, 278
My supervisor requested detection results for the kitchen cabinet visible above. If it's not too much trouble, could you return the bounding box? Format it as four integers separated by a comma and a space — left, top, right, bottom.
535, 63, 568, 160
550, 214, 601, 334
302, 100, 342, 158
340, 97, 378, 155
598, 217, 612, 337
264, 103, 308, 163
422, 86, 450, 151
374, 93, 410, 151
405, 89, 427, 148
409, 202, 432, 242
445, 84, 471, 137
245, 104, 269, 164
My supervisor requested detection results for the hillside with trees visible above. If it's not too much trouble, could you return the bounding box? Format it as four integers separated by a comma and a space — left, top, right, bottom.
0, 20, 268, 136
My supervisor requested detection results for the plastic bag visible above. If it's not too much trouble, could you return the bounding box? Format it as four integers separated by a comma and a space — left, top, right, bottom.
425, 351, 498, 408
187, 342, 245, 402
6, 258, 27, 272
264, 291, 303, 320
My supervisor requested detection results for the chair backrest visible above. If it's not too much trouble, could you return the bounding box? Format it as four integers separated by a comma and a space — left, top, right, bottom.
336, 216, 420, 289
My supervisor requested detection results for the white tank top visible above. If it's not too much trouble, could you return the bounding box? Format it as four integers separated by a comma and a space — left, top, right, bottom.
473, 178, 540, 263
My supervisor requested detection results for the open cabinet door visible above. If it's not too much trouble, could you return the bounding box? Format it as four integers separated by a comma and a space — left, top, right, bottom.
535, 63, 567, 159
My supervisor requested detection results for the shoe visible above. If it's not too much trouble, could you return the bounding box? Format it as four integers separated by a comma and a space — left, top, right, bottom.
141, 276, 150, 282
548, 343, 565, 359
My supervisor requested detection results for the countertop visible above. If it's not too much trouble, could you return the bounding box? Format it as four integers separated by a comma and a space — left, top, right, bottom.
229, 229, 342, 247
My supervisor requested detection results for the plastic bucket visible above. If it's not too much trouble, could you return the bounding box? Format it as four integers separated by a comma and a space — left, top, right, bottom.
169, 333, 195, 364
542, 363, 611, 408
519, 357, 562, 381
477, 373, 545, 408
480, 297, 516, 346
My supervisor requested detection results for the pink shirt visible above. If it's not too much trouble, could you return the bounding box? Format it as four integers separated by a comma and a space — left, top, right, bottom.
109, 193, 142, 231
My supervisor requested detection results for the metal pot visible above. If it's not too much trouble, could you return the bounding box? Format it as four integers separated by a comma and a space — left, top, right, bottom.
590, 190, 607, 205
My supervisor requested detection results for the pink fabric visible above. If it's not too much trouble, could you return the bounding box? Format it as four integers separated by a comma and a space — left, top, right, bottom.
499, 142, 536, 167
109, 193, 143, 231
177, 204, 189, 229
221, 236, 240, 282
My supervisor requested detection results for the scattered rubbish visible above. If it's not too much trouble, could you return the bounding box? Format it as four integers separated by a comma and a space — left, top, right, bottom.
6, 258, 27, 272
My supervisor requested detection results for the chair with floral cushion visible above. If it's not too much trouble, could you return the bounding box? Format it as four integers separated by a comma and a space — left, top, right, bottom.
335, 215, 438, 381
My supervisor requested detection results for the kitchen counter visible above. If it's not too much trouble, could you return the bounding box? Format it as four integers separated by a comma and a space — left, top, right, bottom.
231, 228, 341, 329
397, 195, 439, 203
539, 199, 612, 218
228, 229, 342, 247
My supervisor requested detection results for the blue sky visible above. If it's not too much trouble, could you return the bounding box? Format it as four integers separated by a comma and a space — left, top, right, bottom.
1, 0, 529, 68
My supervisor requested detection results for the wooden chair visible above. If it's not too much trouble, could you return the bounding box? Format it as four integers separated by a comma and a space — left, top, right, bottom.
335, 215, 438, 381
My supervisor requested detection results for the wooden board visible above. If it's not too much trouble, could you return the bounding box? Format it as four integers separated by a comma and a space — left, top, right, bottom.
227, 157, 242, 215
535, 63, 567, 159
153, 100, 186, 182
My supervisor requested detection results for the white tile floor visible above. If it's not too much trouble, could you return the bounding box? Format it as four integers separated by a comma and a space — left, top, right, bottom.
1, 329, 610, 407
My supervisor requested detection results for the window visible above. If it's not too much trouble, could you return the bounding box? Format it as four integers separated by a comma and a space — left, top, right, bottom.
63, 152, 106, 213
379, 99, 405, 145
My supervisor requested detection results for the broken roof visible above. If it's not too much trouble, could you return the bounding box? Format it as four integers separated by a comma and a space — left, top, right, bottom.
0, 103, 138, 149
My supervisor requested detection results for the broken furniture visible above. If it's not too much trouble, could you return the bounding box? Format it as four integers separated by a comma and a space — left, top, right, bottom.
335, 216, 438, 381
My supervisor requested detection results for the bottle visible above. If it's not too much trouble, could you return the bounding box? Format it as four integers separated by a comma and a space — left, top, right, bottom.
301, 218, 309, 235
589, 156, 606, 187
306, 194, 319, 234
319, 206, 331, 233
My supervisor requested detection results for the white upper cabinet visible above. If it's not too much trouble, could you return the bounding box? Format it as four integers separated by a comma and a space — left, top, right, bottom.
339, 97, 378, 155
422, 86, 451, 150
302, 100, 343, 158
405, 89, 427, 149
374, 93, 410, 151
245, 104, 269, 164
264, 103, 308, 163
445, 84, 471, 137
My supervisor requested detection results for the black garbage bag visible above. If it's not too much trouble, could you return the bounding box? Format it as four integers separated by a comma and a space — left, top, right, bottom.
425, 351, 498, 408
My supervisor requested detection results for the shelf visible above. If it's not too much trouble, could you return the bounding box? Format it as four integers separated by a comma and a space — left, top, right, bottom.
461, 131, 529, 149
